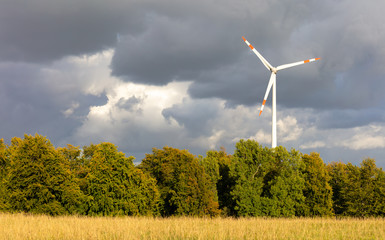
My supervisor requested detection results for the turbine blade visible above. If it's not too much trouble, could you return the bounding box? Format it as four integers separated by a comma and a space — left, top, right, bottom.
259, 73, 276, 116
242, 36, 273, 71
276, 58, 320, 71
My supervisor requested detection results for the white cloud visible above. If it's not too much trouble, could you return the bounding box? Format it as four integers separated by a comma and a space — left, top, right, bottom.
72, 80, 191, 150
62, 102, 80, 118
277, 115, 303, 142
300, 141, 326, 149
338, 125, 385, 150
40, 50, 119, 97
245, 129, 271, 145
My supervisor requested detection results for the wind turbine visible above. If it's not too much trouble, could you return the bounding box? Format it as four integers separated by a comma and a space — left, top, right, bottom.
242, 36, 320, 148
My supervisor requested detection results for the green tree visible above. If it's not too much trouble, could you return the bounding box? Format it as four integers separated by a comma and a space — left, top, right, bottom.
58, 144, 81, 170
82, 142, 159, 216
4, 134, 87, 215
0, 139, 9, 211
230, 140, 273, 216
261, 147, 306, 217
82, 143, 98, 160
342, 159, 385, 217
301, 152, 333, 216
360, 159, 385, 216
200, 148, 234, 215
140, 146, 219, 216
328, 159, 385, 217
58, 144, 90, 191
0, 139, 6, 176
230, 140, 306, 217
327, 161, 348, 215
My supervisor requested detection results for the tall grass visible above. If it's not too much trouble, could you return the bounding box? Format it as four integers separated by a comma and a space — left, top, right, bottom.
0, 213, 384, 240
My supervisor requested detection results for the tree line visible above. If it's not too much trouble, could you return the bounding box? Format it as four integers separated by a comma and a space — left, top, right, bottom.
0, 134, 384, 217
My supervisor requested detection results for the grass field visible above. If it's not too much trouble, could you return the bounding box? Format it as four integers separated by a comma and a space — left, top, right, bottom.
0, 213, 384, 240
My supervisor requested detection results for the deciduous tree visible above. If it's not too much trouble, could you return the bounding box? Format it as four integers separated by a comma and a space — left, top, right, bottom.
201, 148, 234, 215
4, 134, 87, 215
328, 159, 385, 217
230, 140, 306, 217
327, 161, 348, 215
230, 140, 273, 216
0, 139, 8, 211
342, 159, 385, 217
261, 147, 306, 217
82, 142, 159, 216
140, 146, 219, 216
301, 152, 333, 216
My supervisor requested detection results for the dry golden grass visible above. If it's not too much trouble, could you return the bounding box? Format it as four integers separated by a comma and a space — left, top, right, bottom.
0, 213, 384, 240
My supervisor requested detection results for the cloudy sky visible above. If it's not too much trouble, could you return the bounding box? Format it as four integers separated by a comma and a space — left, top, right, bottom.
1, 0, 384, 166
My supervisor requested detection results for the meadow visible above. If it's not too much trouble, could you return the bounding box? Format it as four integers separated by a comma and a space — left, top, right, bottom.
0, 213, 384, 240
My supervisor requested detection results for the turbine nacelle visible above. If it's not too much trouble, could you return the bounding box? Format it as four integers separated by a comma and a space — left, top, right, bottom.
270, 67, 278, 74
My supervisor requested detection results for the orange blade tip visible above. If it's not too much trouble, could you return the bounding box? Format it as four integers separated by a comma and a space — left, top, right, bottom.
315, 57, 321, 61
259, 110, 263, 116
242, 36, 246, 41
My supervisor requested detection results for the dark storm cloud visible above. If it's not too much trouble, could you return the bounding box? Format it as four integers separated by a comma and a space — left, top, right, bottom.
109, 0, 385, 118
0, 62, 107, 144
274, 5, 385, 111
187, 56, 267, 107
111, 15, 241, 85
110, 0, 320, 85
0, 0, 145, 62
162, 99, 219, 138
2, 0, 384, 112
303, 147, 385, 167
1, 0, 385, 166
316, 109, 385, 129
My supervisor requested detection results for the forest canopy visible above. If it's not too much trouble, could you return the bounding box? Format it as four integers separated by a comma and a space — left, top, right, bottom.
0, 134, 384, 217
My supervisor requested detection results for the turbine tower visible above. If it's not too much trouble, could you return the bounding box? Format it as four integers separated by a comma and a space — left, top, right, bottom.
242, 36, 320, 148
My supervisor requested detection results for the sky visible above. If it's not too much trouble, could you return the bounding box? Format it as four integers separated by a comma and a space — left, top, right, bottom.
1, 0, 385, 167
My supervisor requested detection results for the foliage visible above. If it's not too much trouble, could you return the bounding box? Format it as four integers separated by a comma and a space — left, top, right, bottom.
230, 140, 272, 216
0, 139, 6, 177
80, 142, 159, 216
301, 152, 333, 216
200, 148, 234, 215
140, 146, 220, 216
327, 159, 385, 217
230, 140, 306, 217
58, 144, 90, 191
0, 139, 9, 211
342, 159, 385, 217
4, 134, 87, 215
357, 159, 385, 216
0, 133, 384, 218
326, 161, 348, 215
262, 147, 306, 217
58, 144, 81, 171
